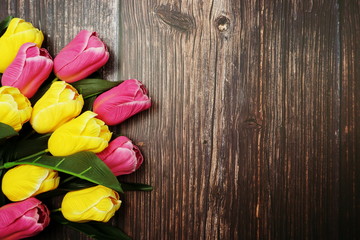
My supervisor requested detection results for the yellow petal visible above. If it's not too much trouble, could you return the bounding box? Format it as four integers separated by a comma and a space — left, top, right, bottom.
0, 86, 32, 131
33, 170, 60, 196
1, 165, 59, 201
61, 185, 121, 223
48, 111, 111, 156
0, 18, 44, 72
31, 81, 84, 134
81, 117, 101, 136
0, 103, 21, 131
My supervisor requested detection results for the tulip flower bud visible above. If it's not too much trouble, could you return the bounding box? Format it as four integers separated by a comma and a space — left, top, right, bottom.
48, 111, 112, 156
30, 81, 84, 134
61, 185, 121, 223
1, 43, 53, 98
0, 86, 32, 131
54, 30, 109, 83
0, 18, 44, 73
97, 136, 144, 176
1, 165, 60, 202
93, 79, 151, 125
0, 198, 50, 240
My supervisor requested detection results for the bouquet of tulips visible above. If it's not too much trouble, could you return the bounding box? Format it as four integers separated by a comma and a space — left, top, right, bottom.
0, 16, 152, 240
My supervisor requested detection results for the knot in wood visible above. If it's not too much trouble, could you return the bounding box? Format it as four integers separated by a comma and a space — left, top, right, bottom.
155, 5, 195, 32
216, 16, 230, 32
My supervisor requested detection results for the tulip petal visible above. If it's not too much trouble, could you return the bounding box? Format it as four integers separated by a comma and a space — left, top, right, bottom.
31, 101, 83, 133
1, 43, 34, 82
54, 30, 93, 71
34, 170, 60, 196
2, 166, 48, 201
56, 47, 109, 83
31, 81, 84, 133
0, 87, 32, 131
0, 198, 39, 226
48, 111, 111, 156
7, 28, 43, 47
54, 30, 109, 82
81, 117, 101, 137
0, 198, 50, 240
106, 148, 138, 174
61, 185, 121, 223
16, 57, 53, 98
97, 136, 144, 176
93, 79, 151, 125
1, 165, 60, 201
0, 102, 21, 131
1, 42, 53, 98
0, 18, 44, 73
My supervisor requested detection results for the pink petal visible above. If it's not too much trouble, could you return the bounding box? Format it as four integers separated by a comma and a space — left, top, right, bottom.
97, 99, 151, 125
87, 34, 106, 49
1, 43, 37, 85
97, 136, 130, 159
93, 79, 151, 125
0, 198, 50, 239
97, 136, 144, 176
0, 198, 41, 226
55, 47, 109, 83
54, 30, 93, 72
1, 43, 53, 98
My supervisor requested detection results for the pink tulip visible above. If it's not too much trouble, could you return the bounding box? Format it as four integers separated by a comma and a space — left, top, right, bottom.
97, 136, 144, 176
1, 42, 53, 98
0, 198, 50, 240
54, 30, 109, 83
93, 79, 151, 125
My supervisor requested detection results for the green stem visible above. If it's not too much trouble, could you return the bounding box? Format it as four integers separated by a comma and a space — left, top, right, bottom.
83, 92, 100, 99
51, 208, 62, 213
0, 149, 49, 169
18, 149, 49, 161
52, 77, 59, 83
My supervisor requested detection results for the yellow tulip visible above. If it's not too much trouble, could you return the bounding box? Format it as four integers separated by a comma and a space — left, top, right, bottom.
48, 111, 112, 156
1, 165, 60, 201
0, 86, 32, 131
30, 81, 84, 134
0, 18, 44, 73
61, 185, 121, 223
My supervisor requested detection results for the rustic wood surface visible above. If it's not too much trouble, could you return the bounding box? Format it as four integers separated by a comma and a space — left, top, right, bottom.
0, 0, 359, 239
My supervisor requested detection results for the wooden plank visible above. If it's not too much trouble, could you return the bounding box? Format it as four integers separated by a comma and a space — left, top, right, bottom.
257, 1, 341, 239
118, 0, 341, 239
339, 1, 360, 239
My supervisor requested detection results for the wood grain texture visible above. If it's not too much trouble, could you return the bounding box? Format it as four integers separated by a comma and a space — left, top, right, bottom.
0, 0, 359, 239
339, 1, 360, 239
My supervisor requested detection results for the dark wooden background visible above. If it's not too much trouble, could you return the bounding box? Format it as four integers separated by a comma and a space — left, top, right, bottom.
1, 0, 359, 239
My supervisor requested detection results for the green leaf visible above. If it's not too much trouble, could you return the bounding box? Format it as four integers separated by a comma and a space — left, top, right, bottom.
0, 122, 18, 143
120, 182, 153, 191
52, 213, 131, 240
0, 16, 13, 37
71, 78, 122, 99
4, 151, 123, 193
